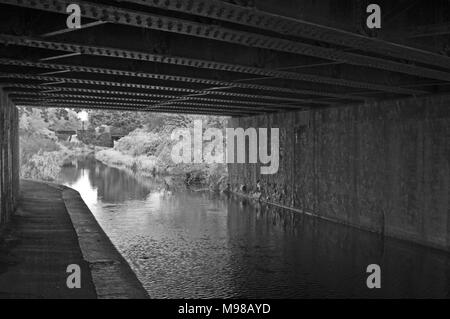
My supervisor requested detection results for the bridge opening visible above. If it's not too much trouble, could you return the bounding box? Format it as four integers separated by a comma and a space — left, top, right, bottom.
0, 0, 449, 299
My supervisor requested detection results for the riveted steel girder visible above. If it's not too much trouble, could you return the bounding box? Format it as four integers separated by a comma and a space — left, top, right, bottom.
0, 73, 325, 103
2, 84, 184, 98
2, 0, 450, 81
13, 96, 265, 113
13, 101, 252, 116
6, 91, 309, 109
0, 34, 425, 95
0, 58, 343, 102
11, 93, 290, 112
8, 92, 161, 104
3, 84, 313, 105
116, 0, 450, 70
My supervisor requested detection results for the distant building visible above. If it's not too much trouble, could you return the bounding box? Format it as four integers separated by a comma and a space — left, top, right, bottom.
95, 125, 111, 135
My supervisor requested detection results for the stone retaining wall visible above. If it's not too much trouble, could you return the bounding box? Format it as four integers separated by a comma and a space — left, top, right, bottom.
228, 94, 449, 251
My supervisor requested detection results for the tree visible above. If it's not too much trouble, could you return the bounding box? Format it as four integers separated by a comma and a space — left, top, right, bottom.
19, 107, 54, 138
47, 108, 82, 131
88, 110, 153, 134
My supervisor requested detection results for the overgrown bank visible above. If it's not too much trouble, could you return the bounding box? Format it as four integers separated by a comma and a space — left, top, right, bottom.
19, 107, 229, 191
95, 115, 228, 192
19, 107, 94, 181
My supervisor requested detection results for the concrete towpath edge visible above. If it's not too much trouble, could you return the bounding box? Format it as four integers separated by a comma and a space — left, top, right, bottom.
46, 182, 149, 299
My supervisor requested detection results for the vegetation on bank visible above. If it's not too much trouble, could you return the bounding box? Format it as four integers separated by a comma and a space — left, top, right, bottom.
18, 107, 89, 181
19, 107, 229, 191
95, 114, 229, 192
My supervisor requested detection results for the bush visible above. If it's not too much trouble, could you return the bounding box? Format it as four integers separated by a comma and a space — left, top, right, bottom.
94, 115, 229, 190
115, 129, 164, 156
20, 135, 60, 167
21, 150, 64, 181
95, 148, 160, 174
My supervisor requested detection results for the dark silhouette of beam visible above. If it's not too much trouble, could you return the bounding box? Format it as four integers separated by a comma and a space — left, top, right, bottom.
0, 35, 425, 95
0, 58, 353, 102
1, 0, 450, 80
13, 101, 254, 116
114, 0, 450, 69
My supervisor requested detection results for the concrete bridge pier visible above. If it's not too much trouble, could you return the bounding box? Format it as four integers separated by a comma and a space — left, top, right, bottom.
228, 94, 449, 251
0, 87, 19, 228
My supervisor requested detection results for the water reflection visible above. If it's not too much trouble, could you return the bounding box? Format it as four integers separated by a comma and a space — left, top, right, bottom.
58, 157, 450, 298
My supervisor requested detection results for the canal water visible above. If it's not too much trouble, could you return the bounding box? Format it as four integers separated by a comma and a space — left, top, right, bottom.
58, 157, 450, 298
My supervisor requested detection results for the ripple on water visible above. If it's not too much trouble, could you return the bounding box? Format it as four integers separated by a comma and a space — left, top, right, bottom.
59, 158, 450, 298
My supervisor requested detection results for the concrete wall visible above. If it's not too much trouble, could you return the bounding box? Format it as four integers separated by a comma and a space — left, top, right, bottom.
0, 88, 20, 227
228, 94, 449, 251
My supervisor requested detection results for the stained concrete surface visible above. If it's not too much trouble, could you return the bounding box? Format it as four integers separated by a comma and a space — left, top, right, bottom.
0, 180, 148, 299
0, 89, 20, 227
228, 94, 449, 251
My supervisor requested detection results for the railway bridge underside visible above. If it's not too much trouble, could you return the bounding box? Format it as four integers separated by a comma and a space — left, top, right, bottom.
0, 0, 449, 250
